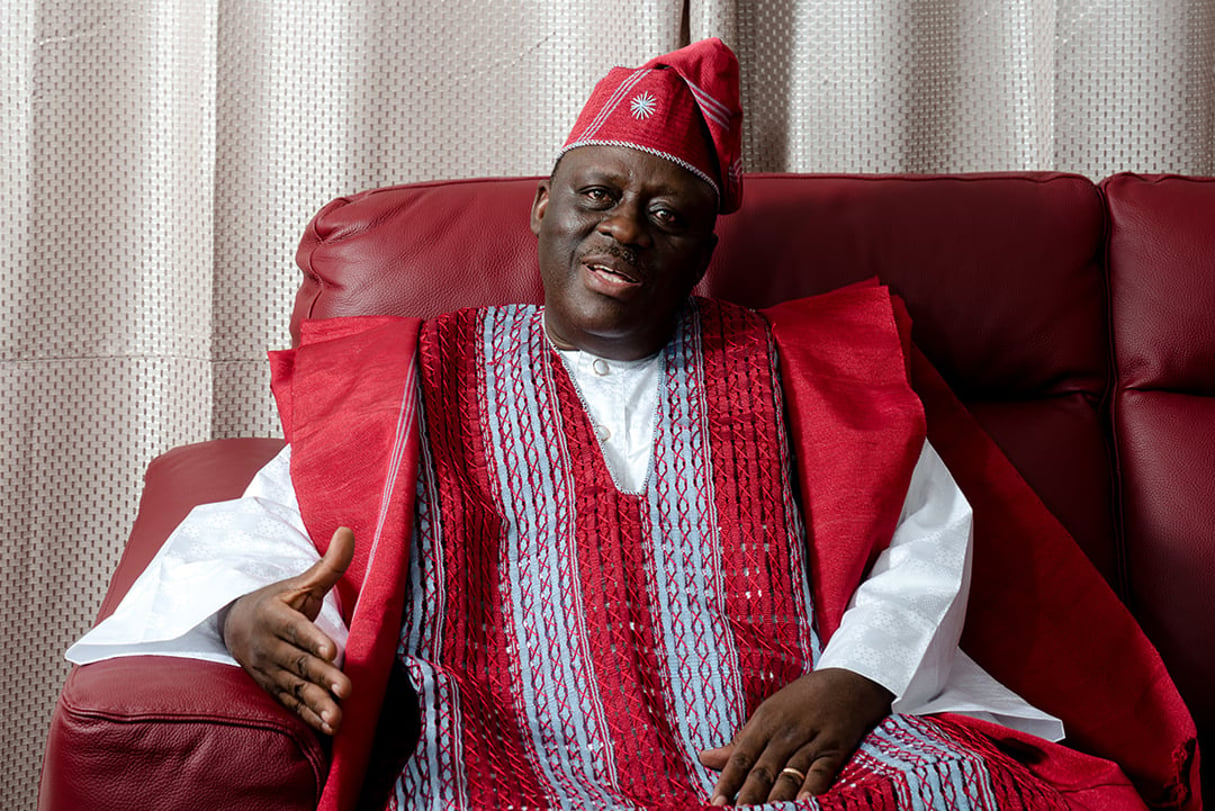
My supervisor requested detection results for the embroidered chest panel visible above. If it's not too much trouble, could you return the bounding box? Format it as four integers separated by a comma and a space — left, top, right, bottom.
398, 299, 818, 808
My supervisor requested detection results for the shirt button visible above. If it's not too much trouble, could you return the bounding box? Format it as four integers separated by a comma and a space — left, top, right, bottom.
591, 358, 610, 376
594, 424, 611, 441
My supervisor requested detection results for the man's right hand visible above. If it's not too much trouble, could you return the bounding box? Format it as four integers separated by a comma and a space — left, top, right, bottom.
222, 526, 355, 735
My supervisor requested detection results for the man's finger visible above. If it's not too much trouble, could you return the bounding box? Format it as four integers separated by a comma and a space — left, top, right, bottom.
275, 679, 342, 735
798, 752, 847, 799
265, 592, 342, 662
734, 739, 807, 805
264, 633, 351, 699
762, 743, 821, 803
261, 648, 345, 730
698, 744, 731, 771
287, 648, 351, 696
709, 739, 761, 806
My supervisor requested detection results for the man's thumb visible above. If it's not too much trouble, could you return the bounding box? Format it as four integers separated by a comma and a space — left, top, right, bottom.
298, 526, 355, 595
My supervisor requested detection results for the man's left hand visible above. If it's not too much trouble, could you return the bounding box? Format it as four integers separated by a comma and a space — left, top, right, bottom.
698, 667, 893, 805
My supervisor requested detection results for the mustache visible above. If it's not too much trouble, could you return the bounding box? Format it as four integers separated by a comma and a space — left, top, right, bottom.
579, 243, 642, 271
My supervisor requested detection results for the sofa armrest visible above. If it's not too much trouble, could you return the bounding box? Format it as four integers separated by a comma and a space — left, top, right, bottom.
41, 657, 327, 810
39, 437, 329, 810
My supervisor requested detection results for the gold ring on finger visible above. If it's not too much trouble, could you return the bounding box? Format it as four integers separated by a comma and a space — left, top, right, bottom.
780, 766, 806, 783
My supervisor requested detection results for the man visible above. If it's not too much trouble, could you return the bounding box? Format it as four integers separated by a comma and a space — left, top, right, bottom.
71, 39, 1193, 810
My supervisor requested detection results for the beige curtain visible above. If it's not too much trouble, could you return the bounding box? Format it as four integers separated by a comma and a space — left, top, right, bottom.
4, 0, 1212, 805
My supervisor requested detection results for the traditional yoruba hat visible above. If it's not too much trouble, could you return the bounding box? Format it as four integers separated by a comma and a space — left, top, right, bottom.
559, 38, 743, 214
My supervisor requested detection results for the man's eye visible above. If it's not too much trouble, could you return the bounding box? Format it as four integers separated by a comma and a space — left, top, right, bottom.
582, 188, 612, 204
652, 208, 681, 226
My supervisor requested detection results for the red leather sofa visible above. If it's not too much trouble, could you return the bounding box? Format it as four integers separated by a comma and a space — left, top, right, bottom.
40, 172, 1213, 809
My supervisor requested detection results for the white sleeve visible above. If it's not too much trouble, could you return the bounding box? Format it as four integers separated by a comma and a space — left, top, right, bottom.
814, 439, 971, 708
66, 444, 348, 667
814, 439, 1064, 741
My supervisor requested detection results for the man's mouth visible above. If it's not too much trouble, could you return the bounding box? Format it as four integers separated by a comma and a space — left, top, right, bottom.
582, 260, 642, 291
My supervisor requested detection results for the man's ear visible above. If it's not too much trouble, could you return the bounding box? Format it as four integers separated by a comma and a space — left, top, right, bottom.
530, 179, 551, 237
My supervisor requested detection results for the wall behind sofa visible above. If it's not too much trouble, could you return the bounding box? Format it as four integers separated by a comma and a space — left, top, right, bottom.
5, 1, 1213, 808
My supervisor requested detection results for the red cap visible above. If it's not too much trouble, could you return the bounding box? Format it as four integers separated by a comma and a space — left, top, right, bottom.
560, 38, 743, 214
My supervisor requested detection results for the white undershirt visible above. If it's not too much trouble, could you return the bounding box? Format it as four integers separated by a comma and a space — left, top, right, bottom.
553, 345, 662, 493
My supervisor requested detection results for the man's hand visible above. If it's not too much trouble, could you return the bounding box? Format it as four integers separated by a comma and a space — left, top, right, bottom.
698, 668, 893, 805
222, 527, 355, 735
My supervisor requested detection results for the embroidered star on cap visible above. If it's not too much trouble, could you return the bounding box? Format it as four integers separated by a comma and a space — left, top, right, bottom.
630, 91, 657, 119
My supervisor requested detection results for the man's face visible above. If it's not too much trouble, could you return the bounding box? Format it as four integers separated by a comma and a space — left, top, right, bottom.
531, 145, 718, 360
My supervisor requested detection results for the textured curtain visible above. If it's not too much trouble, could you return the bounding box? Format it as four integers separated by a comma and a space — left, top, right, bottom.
4, 0, 1212, 806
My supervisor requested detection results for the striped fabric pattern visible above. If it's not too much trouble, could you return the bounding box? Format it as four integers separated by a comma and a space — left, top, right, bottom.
389, 300, 1062, 810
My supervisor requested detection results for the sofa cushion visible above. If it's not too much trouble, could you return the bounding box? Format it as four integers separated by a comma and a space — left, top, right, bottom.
1105, 172, 1215, 792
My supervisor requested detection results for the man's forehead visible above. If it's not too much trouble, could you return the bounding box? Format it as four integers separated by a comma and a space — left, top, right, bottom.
557, 145, 717, 201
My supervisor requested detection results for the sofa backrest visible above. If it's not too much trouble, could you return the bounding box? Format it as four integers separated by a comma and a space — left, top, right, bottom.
295, 172, 1117, 577
1102, 174, 1215, 752
293, 171, 1214, 768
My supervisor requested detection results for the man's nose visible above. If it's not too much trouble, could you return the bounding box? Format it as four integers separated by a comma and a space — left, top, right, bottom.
596, 203, 651, 248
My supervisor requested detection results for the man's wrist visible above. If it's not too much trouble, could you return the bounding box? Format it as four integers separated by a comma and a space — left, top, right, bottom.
808, 667, 895, 729
814, 644, 906, 703
216, 600, 236, 650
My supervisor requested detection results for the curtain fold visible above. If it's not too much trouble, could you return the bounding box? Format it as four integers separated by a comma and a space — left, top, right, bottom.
5, 1, 1213, 807
721, 0, 1215, 175
4, 3, 217, 807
